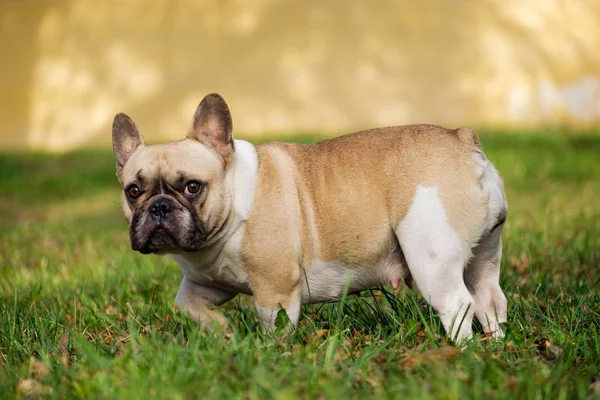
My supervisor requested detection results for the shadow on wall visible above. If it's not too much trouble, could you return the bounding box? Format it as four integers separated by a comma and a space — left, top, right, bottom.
0, 0, 599, 151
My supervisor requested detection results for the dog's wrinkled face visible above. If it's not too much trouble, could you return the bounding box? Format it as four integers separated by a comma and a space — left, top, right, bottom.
112, 93, 235, 254
119, 141, 226, 254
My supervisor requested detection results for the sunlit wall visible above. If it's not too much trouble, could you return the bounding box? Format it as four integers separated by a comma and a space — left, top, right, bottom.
1, 0, 599, 150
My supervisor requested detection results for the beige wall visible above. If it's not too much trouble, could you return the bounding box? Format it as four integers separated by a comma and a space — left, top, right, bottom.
1, 0, 599, 151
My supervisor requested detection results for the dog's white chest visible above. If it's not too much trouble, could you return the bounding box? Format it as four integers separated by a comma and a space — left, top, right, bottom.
172, 228, 251, 293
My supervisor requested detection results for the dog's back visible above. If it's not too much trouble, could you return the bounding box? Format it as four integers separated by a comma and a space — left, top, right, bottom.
248, 124, 502, 260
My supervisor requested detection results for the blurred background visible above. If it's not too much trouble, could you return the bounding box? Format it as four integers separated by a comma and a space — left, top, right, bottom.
1, 0, 600, 151
1, 3, 600, 396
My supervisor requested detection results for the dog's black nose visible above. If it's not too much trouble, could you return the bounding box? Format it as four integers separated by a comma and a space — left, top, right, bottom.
149, 199, 174, 221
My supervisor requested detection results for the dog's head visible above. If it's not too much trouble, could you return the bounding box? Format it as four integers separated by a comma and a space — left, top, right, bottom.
112, 93, 235, 254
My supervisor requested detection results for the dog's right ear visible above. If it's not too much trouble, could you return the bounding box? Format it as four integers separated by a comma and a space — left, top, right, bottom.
112, 113, 145, 180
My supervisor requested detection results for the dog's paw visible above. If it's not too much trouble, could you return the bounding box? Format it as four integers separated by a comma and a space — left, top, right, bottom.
173, 304, 231, 332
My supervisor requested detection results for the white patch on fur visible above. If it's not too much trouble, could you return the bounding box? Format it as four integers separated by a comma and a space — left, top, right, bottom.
473, 150, 508, 232
397, 185, 475, 342
255, 303, 278, 331
284, 300, 301, 325
255, 299, 301, 332
219, 227, 251, 284
173, 246, 251, 293
232, 139, 258, 220
302, 248, 406, 303
302, 260, 351, 302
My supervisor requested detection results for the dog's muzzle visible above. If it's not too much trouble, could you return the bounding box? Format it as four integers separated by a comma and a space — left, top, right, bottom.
130, 194, 205, 254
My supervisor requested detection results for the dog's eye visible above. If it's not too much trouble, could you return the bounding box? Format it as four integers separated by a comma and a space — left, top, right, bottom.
126, 185, 142, 199
184, 181, 202, 196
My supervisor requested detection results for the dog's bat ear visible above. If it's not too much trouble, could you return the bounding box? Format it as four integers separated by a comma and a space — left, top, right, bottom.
188, 93, 234, 163
112, 113, 145, 179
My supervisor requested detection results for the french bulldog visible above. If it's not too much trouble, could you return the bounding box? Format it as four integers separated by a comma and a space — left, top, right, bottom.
112, 93, 508, 341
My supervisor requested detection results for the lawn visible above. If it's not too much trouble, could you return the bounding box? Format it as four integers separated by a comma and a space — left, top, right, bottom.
0, 131, 599, 399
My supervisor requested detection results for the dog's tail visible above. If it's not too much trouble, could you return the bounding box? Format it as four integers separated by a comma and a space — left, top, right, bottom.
469, 135, 508, 236
454, 127, 482, 150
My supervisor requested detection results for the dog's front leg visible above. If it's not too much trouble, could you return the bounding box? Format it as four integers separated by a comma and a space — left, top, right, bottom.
253, 284, 303, 333
175, 276, 236, 329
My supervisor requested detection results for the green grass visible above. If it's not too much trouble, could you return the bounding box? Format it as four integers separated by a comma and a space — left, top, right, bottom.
1, 132, 599, 399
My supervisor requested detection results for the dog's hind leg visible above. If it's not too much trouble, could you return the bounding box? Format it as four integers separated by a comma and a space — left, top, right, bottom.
464, 148, 508, 338
464, 224, 508, 338
396, 185, 475, 343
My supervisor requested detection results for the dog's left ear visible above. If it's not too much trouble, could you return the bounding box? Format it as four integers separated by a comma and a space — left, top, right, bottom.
188, 93, 235, 163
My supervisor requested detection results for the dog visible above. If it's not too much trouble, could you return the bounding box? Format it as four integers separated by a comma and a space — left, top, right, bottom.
112, 93, 508, 341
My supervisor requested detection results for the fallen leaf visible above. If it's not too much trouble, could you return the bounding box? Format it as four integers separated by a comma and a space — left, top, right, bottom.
504, 376, 518, 390
31, 359, 49, 379
315, 329, 329, 338
65, 314, 75, 325
59, 332, 70, 368
511, 254, 530, 273
534, 337, 563, 360
372, 352, 387, 365
590, 375, 600, 397
104, 305, 119, 316
399, 347, 460, 371
17, 379, 52, 396
544, 340, 563, 359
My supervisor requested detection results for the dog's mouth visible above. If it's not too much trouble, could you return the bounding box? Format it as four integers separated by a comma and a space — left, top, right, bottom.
138, 226, 177, 254
136, 225, 204, 255
131, 216, 205, 255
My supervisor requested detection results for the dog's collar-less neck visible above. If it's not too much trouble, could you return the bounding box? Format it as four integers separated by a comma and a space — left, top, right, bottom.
193, 139, 258, 250
230, 140, 258, 222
